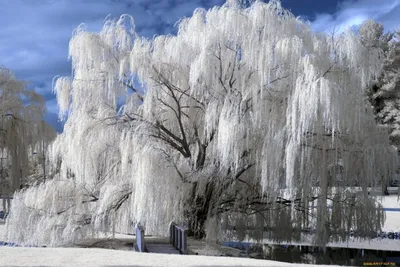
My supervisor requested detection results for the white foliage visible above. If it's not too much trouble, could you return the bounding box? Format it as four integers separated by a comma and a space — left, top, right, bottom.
365, 26, 400, 148
5, 1, 397, 246
53, 77, 71, 120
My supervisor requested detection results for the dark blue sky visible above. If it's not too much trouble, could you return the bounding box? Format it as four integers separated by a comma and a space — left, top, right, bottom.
1, 0, 399, 132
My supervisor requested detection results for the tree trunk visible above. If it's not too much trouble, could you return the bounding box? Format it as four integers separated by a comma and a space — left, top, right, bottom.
381, 176, 389, 195
185, 180, 215, 239
196, 144, 206, 170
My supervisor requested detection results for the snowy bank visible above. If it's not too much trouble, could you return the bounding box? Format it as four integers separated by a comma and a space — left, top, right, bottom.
0, 246, 343, 267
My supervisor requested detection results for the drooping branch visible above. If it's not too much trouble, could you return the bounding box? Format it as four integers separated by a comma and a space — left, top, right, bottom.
122, 74, 144, 102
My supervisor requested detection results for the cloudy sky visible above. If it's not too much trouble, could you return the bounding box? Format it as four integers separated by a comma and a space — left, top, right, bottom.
1, 0, 399, 132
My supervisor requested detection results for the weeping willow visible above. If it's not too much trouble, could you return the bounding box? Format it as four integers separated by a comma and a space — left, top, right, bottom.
4, 0, 397, 247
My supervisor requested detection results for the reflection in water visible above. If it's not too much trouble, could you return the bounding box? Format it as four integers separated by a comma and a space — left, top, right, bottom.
223, 242, 400, 266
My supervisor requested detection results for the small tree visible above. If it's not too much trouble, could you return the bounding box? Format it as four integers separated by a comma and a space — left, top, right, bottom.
363, 21, 400, 148
362, 21, 400, 194
0, 67, 54, 213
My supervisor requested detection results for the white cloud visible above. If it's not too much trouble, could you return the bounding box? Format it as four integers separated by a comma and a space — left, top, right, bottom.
312, 0, 400, 33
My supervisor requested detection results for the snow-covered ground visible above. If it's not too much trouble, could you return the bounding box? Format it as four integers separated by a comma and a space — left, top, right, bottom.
0, 220, 5, 242
252, 235, 400, 252
0, 246, 344, 267
0, 222, 346, 266
379, 195, 400, 232
0, 222, 343, 267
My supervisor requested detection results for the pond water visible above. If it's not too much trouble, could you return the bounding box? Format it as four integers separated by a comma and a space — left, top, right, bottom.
222, 242, 400, 266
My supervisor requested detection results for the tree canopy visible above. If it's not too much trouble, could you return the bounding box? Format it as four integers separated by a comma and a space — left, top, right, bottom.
5, 1, 397, 247
362, 20, 400, 149
0, 67, 55, 213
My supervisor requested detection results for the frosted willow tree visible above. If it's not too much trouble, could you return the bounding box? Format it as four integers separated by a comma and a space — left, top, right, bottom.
5, 1, 397, 247
0, 67, 52, 214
